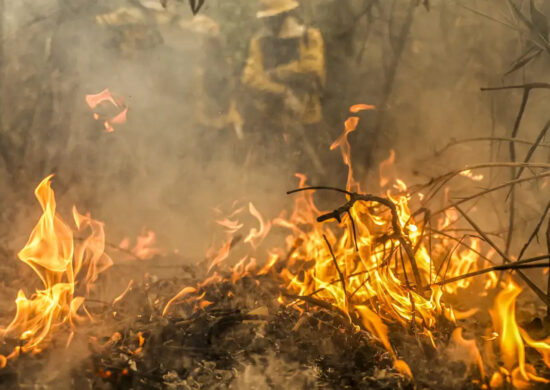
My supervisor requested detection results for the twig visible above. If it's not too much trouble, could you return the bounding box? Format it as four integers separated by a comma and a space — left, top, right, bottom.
283, 292, 349, 321
416, 162, 550, 205
517, 200, 550, 261
454, 205, 550, 306
481, 83, 550, 91
429, 260, 550, 289
514, 119, 550, 180
287, 186, 353, 196
323, 234, 348, 309
505, 88, 531, 256
430, 170, 550, 217
346, 210, 359, 252
434, 136, 550, 156
316, 193, 424, 291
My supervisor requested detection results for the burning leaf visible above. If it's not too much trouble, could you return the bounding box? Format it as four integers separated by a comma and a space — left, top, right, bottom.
85, 88, 128, 133
162, 286, 197, 316
349, 103, 375, 113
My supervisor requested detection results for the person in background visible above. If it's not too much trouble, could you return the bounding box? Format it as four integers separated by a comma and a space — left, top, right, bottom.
95, 0, 172, 56
181, 15, 243, 141
241, 0, 326, 174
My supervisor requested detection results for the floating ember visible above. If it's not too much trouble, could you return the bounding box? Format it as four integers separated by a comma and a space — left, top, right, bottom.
85, 88, 128, 133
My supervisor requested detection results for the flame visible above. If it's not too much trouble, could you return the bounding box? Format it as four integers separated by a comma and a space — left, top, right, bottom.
162, 105, 548, 383
448, 327, 485, 379
459, 169, 484, 182
243, 202, 271, 248
85, 88, 128, 133
0, 176, 112, 362
379, 149, 396, 188
490, 281, 549, 387
119, 229, 161, 260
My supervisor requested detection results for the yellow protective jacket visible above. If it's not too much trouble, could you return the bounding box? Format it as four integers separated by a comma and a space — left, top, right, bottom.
242, 16, 325, 125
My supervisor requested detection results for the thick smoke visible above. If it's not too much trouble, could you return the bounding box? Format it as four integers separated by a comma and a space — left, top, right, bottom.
0, 0, 548, 257
0, 0, 549, 387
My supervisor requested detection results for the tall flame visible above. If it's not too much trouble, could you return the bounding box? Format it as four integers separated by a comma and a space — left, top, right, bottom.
0, 176, 112, 362
489, 281, 550, 388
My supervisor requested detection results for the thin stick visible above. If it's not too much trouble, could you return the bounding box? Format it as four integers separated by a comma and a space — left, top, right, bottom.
317, 194, 424, 291
517, 200, 550, 261
417, 162, 550, 205
454, 205, 550, 306
346, 210, 359, 252
287, 186, 353, 196
430, 261, 550, 289
434, 137, 550, 157
323, 235, 348, 308
481, 83, 550, 91
514, 119, 550, 180
430, 170, 550, 217
505, 89, 530, 256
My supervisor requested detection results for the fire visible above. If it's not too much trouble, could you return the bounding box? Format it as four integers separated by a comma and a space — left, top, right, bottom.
119, 228, 162, 260
0, 176, 112, 363
85, 88, 128, 133
161, 104, 549, 385
459, 169, 484, 182
489, 281, 550, 388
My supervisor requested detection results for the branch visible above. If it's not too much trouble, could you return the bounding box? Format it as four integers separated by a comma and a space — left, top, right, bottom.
481, 83, 550, 92
323, 234, 348, 309
316, 193, 424, 292
453, 205, 550, 307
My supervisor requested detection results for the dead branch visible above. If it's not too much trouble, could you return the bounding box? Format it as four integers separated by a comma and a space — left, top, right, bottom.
414, 162, 550, 205
323, 234, 348, 308
454, 205, 550, 307
517, 200, 550, 261
434, 136, 550, 157
430, 170, 550, 218
481, 83, 550, 92
315, 192, 424, 292
429, 258, 550, 289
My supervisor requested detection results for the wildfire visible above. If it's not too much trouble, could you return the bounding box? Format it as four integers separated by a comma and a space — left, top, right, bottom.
160, 104, 550, 386
2, 103, 549, 388
489, 281, 550, 388
0, 175, 112, 363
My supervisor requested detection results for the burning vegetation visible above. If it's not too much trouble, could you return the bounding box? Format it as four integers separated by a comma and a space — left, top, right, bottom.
0, 0, 550, 389
0, 104, 549, 389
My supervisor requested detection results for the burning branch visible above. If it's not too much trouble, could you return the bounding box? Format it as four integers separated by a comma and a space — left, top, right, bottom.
289, 188, 424, 292
453, 205, 550, 307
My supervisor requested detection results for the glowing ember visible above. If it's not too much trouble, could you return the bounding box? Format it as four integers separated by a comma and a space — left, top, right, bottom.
459, 169, 484, 182
85, 88, 128, 133
489, 281, 550, 387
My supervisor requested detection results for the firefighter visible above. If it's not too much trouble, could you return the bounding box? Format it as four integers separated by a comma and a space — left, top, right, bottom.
241, 0, 326, 172
95, 0, 173, 56
180, 15, 243, 139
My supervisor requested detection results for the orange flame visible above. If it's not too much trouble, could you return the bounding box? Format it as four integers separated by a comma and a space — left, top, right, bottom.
85, 88, 128, 133
0, 176, 112, 361
490, 281, 549, 387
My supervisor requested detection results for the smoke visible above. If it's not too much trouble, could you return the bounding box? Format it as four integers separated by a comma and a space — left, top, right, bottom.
0, 0, 549, 387
0, 0, 547, 256
232, 351, 319, 390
